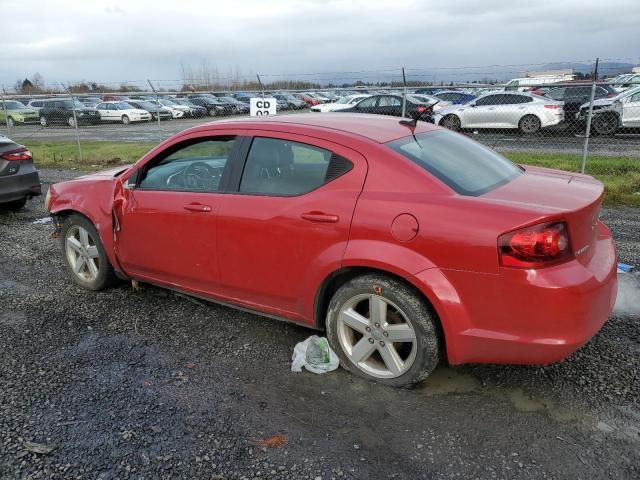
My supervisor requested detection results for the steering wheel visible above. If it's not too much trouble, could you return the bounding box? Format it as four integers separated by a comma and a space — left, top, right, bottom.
182, 161, 223, 191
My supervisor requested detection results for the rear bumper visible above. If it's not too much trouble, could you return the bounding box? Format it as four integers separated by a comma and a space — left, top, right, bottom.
417, 222, 617, 365
0, 170, 42, 203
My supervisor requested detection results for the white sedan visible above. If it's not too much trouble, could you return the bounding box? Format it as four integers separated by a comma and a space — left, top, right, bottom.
311, 94, 370, 112
433, 92, 564, 134
95, 102, 151, 124
155, 99, 188, 118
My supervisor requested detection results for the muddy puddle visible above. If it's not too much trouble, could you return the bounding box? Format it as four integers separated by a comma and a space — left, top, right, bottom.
417, 366, 640, 441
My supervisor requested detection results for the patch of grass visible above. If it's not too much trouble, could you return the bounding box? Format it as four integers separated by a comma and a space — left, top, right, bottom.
504, 152, 640, 206
19, 140, 157, 170
13, 140, 640, 206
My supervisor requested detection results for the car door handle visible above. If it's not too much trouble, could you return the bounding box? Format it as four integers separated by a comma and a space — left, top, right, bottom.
183, 203, 212, 212
301, 212, 339, 223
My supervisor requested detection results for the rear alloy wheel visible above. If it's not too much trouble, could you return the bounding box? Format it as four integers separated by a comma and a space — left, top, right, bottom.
40, 116, 48, 127
121, 115, 131, 125
208, 108, 218, 117
440, 114, 461, 131
326, 274, 440, 387
7, 117, 15, 127
60, 214, 117, 290
592, 113, 618, 136
518, 114, 541, 134
67, 116, 76, 128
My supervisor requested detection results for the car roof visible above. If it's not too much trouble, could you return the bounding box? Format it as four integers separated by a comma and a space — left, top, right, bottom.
202, 112, 440, 143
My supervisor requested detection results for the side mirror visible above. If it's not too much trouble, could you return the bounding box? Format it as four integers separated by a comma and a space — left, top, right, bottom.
124, 169, 141, 190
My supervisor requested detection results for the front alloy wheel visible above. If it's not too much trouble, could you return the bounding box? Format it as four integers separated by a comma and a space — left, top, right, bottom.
60, 214, 117, 290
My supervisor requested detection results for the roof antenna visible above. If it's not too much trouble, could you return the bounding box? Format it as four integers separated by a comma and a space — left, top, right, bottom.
399, 100, 440, 131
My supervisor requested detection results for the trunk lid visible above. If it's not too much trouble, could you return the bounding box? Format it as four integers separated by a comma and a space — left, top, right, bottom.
483, 165, 604, 265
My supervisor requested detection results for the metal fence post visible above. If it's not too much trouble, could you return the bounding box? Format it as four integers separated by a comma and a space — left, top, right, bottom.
147, 80, 161, 130
1, 89, 11, 137
256, 74, 265, 99
401, 67, 407, 118
580, 58, 599, 174
61, 83, 83, 164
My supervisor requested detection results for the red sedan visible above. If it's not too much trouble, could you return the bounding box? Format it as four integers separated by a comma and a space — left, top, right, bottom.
46, 114, 617, 387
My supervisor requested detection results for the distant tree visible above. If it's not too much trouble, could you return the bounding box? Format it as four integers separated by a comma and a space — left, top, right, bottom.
21, 78, 36, 94
32, 72, 45, 90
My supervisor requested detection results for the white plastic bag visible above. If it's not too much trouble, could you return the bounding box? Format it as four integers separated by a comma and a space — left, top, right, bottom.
291, 335, 339, 374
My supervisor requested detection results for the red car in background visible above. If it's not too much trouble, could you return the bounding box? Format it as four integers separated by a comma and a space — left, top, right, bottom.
46, 114, 617, 387
294, 93, 321, 106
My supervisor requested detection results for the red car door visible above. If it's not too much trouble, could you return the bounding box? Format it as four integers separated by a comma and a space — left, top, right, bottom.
215, 131, 368, 324
113, 134, 242, 293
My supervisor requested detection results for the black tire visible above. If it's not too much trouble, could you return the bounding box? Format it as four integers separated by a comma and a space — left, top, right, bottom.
518, 114, 541, 134
326, 273, 441, 387
208, 108, 217, 117
59, 214, 118, 291
592, 113, 618, 136
121, 115, 130, 125
0, 198, 27, 211
440, 114, 461, 131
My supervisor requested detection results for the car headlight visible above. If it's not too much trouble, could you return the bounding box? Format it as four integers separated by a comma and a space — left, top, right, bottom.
44, 189, 52, 211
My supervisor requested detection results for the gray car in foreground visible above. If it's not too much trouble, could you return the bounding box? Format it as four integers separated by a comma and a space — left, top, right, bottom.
0, 137, 41, 210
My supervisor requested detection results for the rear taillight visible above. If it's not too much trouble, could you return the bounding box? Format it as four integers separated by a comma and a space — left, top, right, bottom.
1, 147, 32, 161
498, 221, 573, 268
543, 104, 562, 109
416, 106, 428, 113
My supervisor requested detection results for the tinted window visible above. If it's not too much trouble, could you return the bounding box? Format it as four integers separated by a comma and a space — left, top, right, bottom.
629, 92, 640, 102
356, 97, 377, 108
475, 95, 500, 106
138, 138, 235, 192
239, 137, 350, 196
378, 96, 401, 107
436, 93, 461, 102
386, 130, 522, 196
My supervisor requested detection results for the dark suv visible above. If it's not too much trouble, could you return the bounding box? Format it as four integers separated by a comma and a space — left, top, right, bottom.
0, 137, 41, 211
547, 84, 616, 122
39, 99, 101, 127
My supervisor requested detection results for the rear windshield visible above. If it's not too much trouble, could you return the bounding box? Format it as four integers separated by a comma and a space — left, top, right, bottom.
386, 130, 522, 196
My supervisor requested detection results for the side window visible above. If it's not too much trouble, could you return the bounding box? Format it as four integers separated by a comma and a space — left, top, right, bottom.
475, 95, 499, 106
629, 92, 640, 103
138, 137, 236, 192
356, 96, 377, 108
239, 137, 352, 196
378, 96, 401, 107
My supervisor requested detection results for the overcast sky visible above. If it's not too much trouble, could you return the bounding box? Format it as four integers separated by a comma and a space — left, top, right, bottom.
1, 0, 639, 89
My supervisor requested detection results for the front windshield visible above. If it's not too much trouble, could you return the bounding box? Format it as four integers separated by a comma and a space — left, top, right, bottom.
136, 101, 155, 109
3, 101, 27, 110
615, 86, 640, 100
160, 99, 177, 105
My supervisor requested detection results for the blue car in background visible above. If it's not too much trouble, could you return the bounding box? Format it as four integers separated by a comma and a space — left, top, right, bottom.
434, 90, 477, 105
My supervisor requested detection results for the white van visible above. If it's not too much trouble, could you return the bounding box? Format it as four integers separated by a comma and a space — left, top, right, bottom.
505, 74, 575, 91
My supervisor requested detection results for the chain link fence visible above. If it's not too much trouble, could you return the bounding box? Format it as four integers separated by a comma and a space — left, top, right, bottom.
1, 78, 639, 183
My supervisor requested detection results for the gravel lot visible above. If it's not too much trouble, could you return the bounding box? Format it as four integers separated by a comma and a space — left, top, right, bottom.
1, 169, 639, 480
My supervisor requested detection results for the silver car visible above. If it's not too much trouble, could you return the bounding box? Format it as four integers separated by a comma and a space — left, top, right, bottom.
433, 92, 564, 134
578, 86, 640, 135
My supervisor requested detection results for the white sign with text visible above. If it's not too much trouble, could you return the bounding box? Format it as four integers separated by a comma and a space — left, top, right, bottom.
250, 97, 277, 116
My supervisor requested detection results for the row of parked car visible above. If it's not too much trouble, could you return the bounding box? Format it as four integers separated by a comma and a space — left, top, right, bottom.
2, 80, 638, 135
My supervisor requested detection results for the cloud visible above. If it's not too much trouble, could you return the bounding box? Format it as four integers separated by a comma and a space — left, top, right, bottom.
0, 0, 638, 89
